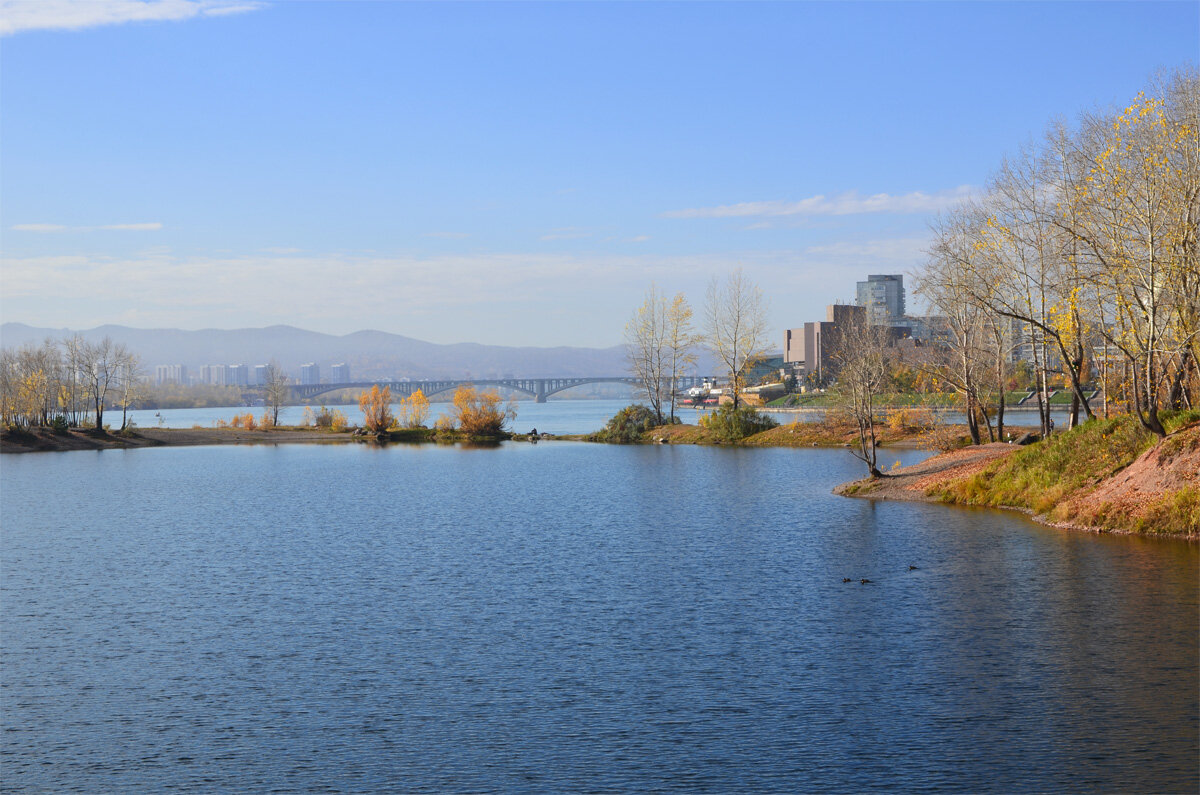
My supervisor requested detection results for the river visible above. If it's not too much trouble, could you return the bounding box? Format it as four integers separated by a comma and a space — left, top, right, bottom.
122, 398, 1074, 435
2, 440, 1196, 791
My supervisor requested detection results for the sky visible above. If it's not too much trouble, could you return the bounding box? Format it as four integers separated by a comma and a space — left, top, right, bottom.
1, 0, 1197, 348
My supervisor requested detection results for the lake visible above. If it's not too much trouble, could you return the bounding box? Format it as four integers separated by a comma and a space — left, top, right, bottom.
2, 441, 1196, 792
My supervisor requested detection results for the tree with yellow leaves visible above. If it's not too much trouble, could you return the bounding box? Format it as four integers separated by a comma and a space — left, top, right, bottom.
394, 388, 430, 429
1065, 70, 1199, 435
448, 384, 516, 436
358, 384, 394, 433
917, 67, 1199, 438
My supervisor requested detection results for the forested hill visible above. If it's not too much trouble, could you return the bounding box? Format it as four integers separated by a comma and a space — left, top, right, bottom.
0, 323, 651, 380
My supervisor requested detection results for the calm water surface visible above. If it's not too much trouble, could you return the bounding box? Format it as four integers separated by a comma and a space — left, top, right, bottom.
126, 398, 1068, 435
2, 442, 1197, 792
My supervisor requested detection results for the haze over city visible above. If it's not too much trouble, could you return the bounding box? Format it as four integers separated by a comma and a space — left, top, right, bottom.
1, 0, 1196, 347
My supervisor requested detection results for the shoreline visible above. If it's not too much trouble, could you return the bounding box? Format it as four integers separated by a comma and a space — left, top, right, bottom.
834, 433, 1199, 541
7, 420, 1194, 541
0, 425, 539, 454
0, 427, 362, 454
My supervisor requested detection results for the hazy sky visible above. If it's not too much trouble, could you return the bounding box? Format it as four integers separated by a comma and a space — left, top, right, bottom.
1, 0, 1196, 347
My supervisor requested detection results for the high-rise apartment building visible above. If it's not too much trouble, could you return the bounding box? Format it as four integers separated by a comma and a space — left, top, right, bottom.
856, 274, 905, 325
154, 364, 188, 385
330, 363, 350, 383
255, 364, 270, 385
229, 364, 249, 387
300, 363, 320, 385
201, 364, 232, 385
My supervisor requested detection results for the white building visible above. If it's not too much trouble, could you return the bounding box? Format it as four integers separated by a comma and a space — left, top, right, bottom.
300, 363, 320, 385
200, 364, 230, 385
154, 364, 188, 385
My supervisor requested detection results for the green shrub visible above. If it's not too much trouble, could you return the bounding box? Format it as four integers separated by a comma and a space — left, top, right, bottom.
699, 403, 778, 442
590, 404, 665, 443
50, 415, 69, 435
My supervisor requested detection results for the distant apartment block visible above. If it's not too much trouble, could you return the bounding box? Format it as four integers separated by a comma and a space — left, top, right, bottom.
200, 364, 231, 385
229, 364, 250, 387
856, 274, 906, 325
300, 363, 320, 385
330, 363, 350, 383
784, 304, 866, 383
154, 364, 188, 385
255, 364, 270, 386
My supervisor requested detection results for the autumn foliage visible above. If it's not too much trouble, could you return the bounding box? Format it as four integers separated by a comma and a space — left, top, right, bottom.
447, 385, 516, 435
303, 404, 348, 431
358, 384, 394, 433
395, 389, 430, 428
218, 412, 258, 430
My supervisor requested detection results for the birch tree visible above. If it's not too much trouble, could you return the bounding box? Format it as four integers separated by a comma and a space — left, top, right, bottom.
830, 315, 892, 478
263, 361, 290, 427
665, 292, 698, 422
703, 268, 771, 409
625, 284, 670, 423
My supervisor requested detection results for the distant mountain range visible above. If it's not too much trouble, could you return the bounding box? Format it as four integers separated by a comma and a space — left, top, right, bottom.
0, 322, 719, 381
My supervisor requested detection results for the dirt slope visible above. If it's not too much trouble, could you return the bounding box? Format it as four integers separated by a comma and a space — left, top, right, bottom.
1058, 423, 1200, 534
833, 443, 1018, 501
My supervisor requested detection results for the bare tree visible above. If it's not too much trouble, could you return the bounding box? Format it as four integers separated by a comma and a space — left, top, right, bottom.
62, 334, 88, 426
263, 361, 290, 427
830, 316, 892, 478
625, 284, 670, 424
82, 337, 127, 433
977, 148, 1094, 431
920, 207, 1026, 443
664, 292, 697, 422
116, 350, 145, 431
704, 268, 771, 409
626, 286, 697, 424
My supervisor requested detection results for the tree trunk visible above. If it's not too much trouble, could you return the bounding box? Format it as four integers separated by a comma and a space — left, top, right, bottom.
965, 392, 981, 445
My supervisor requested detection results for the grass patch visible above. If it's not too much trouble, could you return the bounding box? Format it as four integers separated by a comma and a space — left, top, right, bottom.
932, 409, 1199, 533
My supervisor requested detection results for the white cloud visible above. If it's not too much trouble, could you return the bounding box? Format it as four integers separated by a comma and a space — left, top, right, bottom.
0, 0, 264, 36
663, 186, 977, 219
10, 222, 163, 232
10, 223, 68, 232
800, 237, 930, 264
99, 222, 163, 231
422, 231, 471, 239
539, 228, 593, 241
0, 241, 931, 345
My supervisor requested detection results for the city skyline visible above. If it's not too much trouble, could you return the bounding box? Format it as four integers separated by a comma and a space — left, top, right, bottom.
1, 0, 1196, 346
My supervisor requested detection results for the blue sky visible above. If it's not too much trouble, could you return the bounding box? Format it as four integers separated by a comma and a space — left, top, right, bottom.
1, 1, 1196, 346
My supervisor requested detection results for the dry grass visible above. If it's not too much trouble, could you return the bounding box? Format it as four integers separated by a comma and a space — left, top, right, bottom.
932, 410, 1200, 536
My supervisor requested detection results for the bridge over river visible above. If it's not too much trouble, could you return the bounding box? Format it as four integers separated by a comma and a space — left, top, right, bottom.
284, 375, 712, 403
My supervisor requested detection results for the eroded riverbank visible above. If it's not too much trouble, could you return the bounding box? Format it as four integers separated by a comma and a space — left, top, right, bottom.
835, 414, 1200, 539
